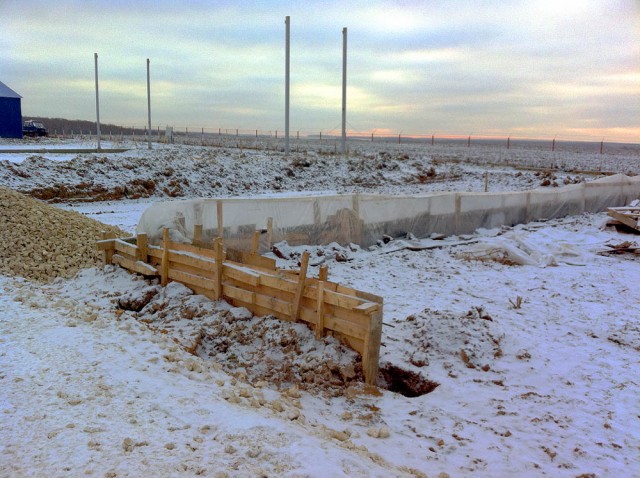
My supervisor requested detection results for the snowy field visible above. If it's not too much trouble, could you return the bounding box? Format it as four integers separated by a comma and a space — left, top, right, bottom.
1, 139, 639, 477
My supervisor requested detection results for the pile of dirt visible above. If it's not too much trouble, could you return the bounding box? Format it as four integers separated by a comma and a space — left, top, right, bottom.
0, 186, 125, 282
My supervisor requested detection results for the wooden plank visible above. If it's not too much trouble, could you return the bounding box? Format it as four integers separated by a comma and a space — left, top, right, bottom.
168, 250, 215, 271
323, 314, 367, 341
354, 302, 380, 313
96, 238, 115, 251
223, 262, 261, 287
259, 273, 298, 294
147, 245, 162, 259
222, 283, 256, 304
114, 239, 137, 258
226, 249, 276, 270
168, 268, 215, 291
167, 241, 216, 259
292, 251, 310, 321
254, 292, 292, 317
112, 254, 159, 276
136, 233, 148, 262
607, 209, 639, 230
324, 289, 367, 310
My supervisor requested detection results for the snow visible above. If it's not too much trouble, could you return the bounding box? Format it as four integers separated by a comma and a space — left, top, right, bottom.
1, 139, 640, 477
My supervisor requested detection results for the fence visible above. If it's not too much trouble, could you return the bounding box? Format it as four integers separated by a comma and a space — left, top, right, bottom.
97, 227, 383, 386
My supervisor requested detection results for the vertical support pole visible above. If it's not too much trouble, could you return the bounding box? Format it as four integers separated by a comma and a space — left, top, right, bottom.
285, 15, 291, 155
552, 136, 556, 151
292, 251, 309, 321
467, 135, 471, 147
136, 233, 148, 262
600, 139, 604, 154
484, 172, 489, 192
216, 200, 223, 239
507, 136, 510, 149
214, 238, 223, 300
161, 228, 169, 287
94, 53, 101, 151
431, 134, 434, 146
315, 281, 325, 339
147, 58, 152, 150
341, 27, 348, 154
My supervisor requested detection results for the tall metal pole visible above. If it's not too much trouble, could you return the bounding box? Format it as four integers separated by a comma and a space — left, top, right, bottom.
341, 27, 347, 154
285, 16, 291, 155
147, 58, 152, 150
94, 53, 101, 151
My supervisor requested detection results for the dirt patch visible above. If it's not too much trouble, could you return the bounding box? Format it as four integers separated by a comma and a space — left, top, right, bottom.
379, 363, 439, 397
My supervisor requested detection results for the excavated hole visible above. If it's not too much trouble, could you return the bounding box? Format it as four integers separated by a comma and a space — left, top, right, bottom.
379, 363, 439, 397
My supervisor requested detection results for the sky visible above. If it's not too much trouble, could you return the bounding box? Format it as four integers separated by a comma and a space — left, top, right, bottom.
1, 0, 639, 142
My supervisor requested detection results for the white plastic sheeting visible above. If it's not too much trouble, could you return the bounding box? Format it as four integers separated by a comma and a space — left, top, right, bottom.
137, 174, 640, 250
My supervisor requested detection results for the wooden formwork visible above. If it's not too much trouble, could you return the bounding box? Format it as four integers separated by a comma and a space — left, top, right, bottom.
607, 206, 640, 233
97, 228, 383, 385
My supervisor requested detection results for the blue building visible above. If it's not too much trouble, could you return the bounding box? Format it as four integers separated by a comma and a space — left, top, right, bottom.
0, 81, 23, 138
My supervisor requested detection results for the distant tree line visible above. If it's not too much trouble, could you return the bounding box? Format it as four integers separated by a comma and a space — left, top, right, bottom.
25, 117, 148, 136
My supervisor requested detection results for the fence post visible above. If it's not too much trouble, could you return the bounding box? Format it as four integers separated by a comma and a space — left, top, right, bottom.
102, 231, 116, 265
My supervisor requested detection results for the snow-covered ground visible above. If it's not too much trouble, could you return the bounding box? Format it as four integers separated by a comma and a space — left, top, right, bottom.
1, 139, 639, 477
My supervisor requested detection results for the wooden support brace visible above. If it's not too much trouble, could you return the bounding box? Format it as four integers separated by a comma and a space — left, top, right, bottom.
136, 233, 148, 262
214, 237, 223, 300
292, 251, 310, 321
161, 228, 169, 287
315, 281, 325, 339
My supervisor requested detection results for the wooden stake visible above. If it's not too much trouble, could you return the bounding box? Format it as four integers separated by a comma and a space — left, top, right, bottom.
216, 200, 223, 239
315, 281, 325, 339
193, 224, 203, 247
136, 233, 148, 262
292, 251, 310, 321
318, 264, 328, 282
214, 237, 223, 300
161, 228, 169, 286
102, 231, 116, 265
266, 217, 273, 250
251, 230, 261, 254
362, 306, 383, 386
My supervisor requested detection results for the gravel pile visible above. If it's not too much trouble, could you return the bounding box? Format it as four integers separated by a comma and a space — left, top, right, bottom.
0, 186, 125, 282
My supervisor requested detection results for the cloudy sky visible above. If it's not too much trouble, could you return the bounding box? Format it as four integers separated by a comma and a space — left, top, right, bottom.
2, 0, 638, 142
